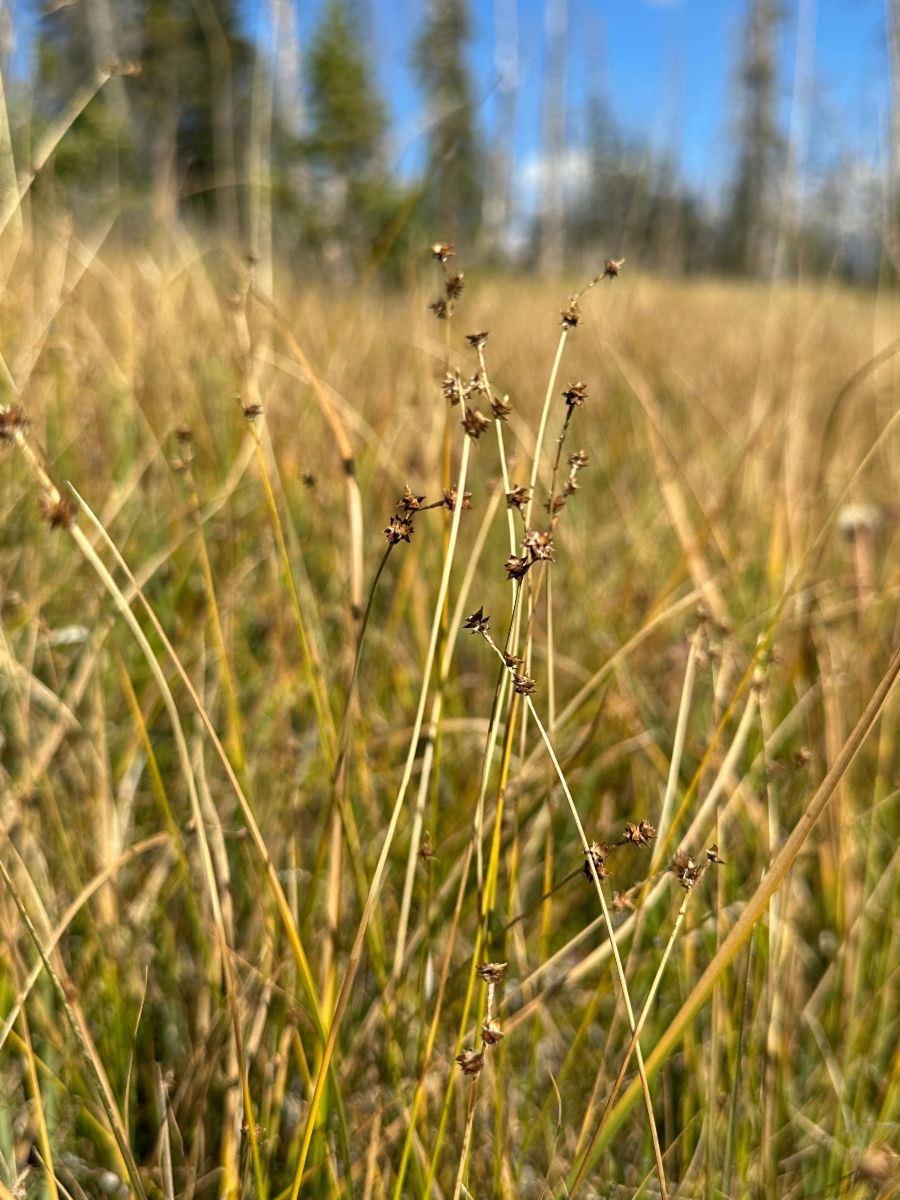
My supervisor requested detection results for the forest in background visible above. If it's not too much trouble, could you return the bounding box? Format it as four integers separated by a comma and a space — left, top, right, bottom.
7, 0, 900, 283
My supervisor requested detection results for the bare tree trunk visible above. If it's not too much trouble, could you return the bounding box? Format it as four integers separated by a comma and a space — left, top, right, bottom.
539, 0, 566, 275
191, 0, 240, 243
886, 0, 900, 265
482, 0, 517, 258
774, 0, 816, 278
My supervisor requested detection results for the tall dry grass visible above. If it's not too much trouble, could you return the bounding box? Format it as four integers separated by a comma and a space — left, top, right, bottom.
2, 224, 900, 1200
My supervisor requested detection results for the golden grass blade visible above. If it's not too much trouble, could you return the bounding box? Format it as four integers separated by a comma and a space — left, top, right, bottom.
569, 631, 900, 1188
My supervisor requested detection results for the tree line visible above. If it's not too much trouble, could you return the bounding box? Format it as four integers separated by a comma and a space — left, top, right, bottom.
14, 0, 890, 281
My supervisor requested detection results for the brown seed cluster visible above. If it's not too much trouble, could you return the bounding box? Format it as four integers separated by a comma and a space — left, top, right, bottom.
561, 300, 581, 329
40, 495, 78, 531
457, 962, 507, 1073
584, 841, 611, 882
384, 515, 415, 545
0, 404, 28, 442
462, 408, 489, 440
443, 487, 472, 511
491, 393, 512, 420
562, 380, 588, 407
398, 485, 425, 513
623, 819, 657, 848
429, 243, 465, 319
464, 606, 490, 636
506, 485, 531, 513
672, 853, 702, 890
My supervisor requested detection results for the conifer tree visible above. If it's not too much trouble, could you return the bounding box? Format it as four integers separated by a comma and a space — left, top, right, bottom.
413, 0, 482, 241
304, 0, 391, 270
720, 0, 784, 275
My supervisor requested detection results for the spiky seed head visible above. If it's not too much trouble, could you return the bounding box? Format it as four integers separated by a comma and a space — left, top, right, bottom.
385, 515, 415, 545
443, 487, 472, 511
477, 962, 507, 984
398, 485, 425, 513
481, 1017, 504, 1045
583, 841, 610, 881
40, 496, 78, 531
562, 381, 588, 407
445, 272, 465, 299
462, 408, 489, 439
431, 242, 454, 263
707, 844, 725, 865
464, 607, 490, 636
505, 555, 530, 581
0, 405, 28, 442
456, 1048, 484, 1075
513, 672, 536, 695
466, 331, 489, 349
491, 393, 512, 420
506, 485, 531, 513
561, 300, 581, 329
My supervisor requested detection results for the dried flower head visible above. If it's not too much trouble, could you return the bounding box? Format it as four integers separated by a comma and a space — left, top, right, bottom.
429, 298, 449, 320
491, 393, 512, 420
40, 495, 78, 531
562, 479, 578, 498
443, 487, 472, 511
562, 381, 588, 407
512, 672, 536, 695
707, 844, 725, 865
502, 651, 524, 670
506, 485, 531, 513
583, 841, 610, 882
442, 371, 470, 407
523, 528, 554, 562
568, 450, 589, 470
477, 962, 507, 984
466, 331, 489, 349
613, 890, 636, 913
243, 403, 264, 420
398, 485, 425, 513
385, 515, 415, 545
505, 555, 531, 581
470, 370, 489, 394
624, 819, 656, 848
0, 404, 28, 441
561, 300, 581, 329
431, 242, 455, 264
481, 1016, 504, 1045
456, 1048, 484, 1075
603, 258, 625, 279
445, 272, 465, 299
672, 852, 702, 890
462, 408, 489, 439
419, 833, 437, 864
855, 1143, 898, 1186
464, 607, 490, 636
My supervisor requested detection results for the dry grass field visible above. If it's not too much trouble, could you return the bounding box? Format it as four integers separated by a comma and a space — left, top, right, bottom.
3, 235, 900, 1200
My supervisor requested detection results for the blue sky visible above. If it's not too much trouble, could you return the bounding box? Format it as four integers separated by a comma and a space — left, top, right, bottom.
9, 0, 893, 200
262, 0, 890, 200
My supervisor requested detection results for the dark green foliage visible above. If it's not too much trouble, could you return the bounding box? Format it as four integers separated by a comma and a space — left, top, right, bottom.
306, 0, 385, 177
719, 0, 785, 275
412, 0, 483, 241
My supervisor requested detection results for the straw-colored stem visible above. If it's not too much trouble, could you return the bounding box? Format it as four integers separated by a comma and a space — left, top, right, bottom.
290, 434, 473, 1197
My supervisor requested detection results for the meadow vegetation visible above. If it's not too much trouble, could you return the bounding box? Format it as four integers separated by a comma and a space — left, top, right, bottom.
3, 232, 900, 1200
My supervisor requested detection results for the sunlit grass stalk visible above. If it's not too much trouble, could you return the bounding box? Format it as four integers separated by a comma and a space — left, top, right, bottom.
568, 869, 707, 1199
574, 626, 900, 1179
476, 624, 667, 1197
249, 423, 337, 767
289, 432, 473, 1198
390, 843, 474, 1200
0, 857, 147, 1200
393, 484, 503, 974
